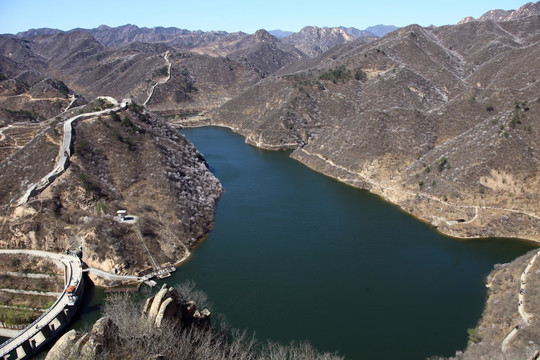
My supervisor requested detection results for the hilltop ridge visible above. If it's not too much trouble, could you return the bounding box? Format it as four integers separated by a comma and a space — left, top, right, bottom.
0, 2, 539, 358
207, 11, 540, 242
459, 1, 540, 23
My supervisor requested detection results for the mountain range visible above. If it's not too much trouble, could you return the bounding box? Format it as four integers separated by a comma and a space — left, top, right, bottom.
11, 24, 397, 67
1, 1, 538, 243
1, 2, 539, 358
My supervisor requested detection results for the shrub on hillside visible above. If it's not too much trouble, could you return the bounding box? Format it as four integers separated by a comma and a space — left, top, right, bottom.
88, 282, 346, 360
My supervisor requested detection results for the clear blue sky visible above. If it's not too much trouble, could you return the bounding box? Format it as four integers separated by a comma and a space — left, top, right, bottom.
0, 0, 529, 35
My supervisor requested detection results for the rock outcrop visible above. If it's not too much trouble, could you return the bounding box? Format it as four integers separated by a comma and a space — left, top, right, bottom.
45, 284, 211, 360
142, 284, 211, 329
44, 317, 119, 360
459, 1, 540, 23
282, 26, 376, 57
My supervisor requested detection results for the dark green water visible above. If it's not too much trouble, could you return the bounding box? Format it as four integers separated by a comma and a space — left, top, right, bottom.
170, 127, 537, 359
36, 126, 536, 359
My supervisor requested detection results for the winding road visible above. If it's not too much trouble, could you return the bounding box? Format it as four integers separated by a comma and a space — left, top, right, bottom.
0, 249, 83, 359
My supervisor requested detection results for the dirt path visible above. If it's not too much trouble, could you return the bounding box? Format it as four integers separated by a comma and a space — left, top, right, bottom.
0, 288, 62, 297
0, 125, 10, 142
501, 249, 540, 353
143, 51, 171, 106
0, 94, 67, 102
0, 305, 47, 312
299, 148, 540, 227
0, 271, 62, 279
518, 250, 540, 322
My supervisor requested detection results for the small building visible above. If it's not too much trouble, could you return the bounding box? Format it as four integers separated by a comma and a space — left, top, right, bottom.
117, 210, 127, 221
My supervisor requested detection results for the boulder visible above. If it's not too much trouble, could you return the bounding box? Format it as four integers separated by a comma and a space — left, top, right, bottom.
80, 316, 119, 358
146, 284, 169, 323
154, 296, 181, 328
44, 329, 82, 360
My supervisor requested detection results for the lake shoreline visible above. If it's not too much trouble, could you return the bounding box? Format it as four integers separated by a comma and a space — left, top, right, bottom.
174, 121, 540, 245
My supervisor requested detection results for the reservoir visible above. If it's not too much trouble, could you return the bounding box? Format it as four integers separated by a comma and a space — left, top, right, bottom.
173, 126, 537, 359
22, 126, 536, 359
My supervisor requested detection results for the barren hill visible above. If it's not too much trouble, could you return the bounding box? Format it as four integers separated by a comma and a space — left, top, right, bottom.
207, 15, 540, 242
282, 26, 377, 57
1, 31, 264, 115
459, 1, 540, 23
0, 102, 222, 275
15, 24, 383, 74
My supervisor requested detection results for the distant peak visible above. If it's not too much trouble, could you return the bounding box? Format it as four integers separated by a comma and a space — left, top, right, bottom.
458, 16, 475, 25
459, 2, 540, 24
253, 29, 274, 42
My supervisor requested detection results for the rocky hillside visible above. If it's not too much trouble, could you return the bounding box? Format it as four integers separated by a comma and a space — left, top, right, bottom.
0, 36, 80, 126
14, 24, 384, 74
458, 249, 540, 359
89, 24, 227, 49
0, 102, 222, 276
1, 3, 538, 261
282, 26, 377, 57
0, 31, 264, 116
459, 1, 540, 23
205, 11, 540, 242
196, 29, 306, 75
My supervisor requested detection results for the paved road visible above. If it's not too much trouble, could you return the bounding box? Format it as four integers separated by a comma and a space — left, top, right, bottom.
0, 249, 83, 358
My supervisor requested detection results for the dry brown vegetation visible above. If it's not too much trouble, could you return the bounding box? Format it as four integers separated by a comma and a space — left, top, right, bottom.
0, 292, 56, 309
46, 284, 344, 360
0, 275, 62, 293
0, 105, 222, 276
0, 254, 62, 275
210, 15, 540, 242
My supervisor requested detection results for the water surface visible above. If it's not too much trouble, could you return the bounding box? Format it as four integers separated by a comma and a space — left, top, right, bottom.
171, 126, 537, 359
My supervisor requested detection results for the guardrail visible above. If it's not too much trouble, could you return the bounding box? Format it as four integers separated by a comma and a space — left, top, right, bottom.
0, 252, 81, 359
